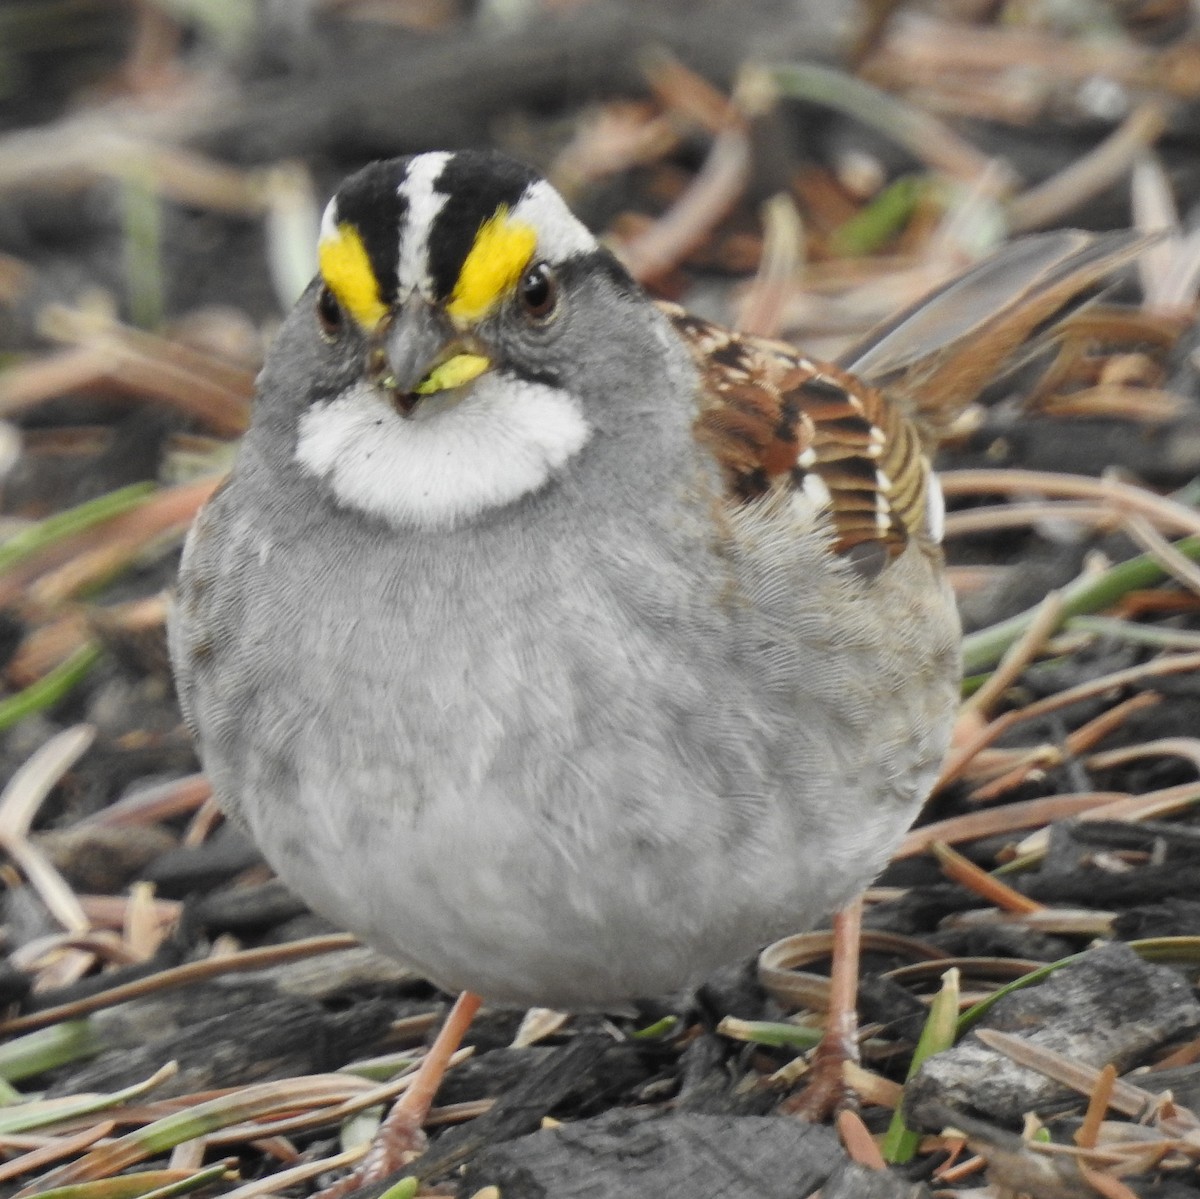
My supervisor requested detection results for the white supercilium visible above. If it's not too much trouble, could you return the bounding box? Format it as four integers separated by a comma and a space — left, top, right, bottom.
511, 181, 597, 263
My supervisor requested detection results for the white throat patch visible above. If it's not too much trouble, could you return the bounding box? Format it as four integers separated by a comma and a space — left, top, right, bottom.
294, 377, 591, 529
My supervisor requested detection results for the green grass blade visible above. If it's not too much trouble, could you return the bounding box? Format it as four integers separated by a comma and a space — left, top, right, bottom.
962, 535, 1200, 674
0, 643, 102, 733
0, 483, 156, 577
0, 1019, 103, 1082
716, 1016, 823, 1051
0, 1062, 175, 1135
883, 966, 960, 1163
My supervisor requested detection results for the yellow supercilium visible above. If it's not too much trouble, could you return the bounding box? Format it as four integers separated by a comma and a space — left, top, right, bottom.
318, 224, 387, 330
447, 209, 537, 322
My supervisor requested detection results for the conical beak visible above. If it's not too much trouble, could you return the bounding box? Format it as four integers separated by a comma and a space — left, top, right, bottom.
369, 301, 491, 415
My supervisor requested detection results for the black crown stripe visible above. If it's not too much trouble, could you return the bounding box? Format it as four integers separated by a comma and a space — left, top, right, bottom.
330, 159, 408, 306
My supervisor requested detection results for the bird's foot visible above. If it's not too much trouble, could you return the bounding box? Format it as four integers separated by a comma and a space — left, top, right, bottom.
778, 1033, 858, 1121
312, 1113, 424, 1199
310, 1111, 427, 1199
310, 990, 483, 1198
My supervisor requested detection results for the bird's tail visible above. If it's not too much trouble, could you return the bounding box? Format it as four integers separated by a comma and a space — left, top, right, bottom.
839, 230, 1151, 448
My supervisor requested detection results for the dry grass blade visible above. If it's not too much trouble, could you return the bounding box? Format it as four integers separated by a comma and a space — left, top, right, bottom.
125, 881, 168, 960
27, 1073, 411, 1190
0, 1120, 114, 1185
170, 1140, 218, 1179
614, 51, 757, 286
1062, 693, 1162, 759
550, 102, 680, 197
0, 726, 95, 842
0, 478, 220, 610
0, 324, 253, 439
28, 1160, 235, 1199
868, 15, 1166, 98
207, 1048, 473, 1144
931, 841, 1043, 914
181, 798, 222, 848
0, 726, 95, 937
426, 1098, 494, 1128
1122, 514, 1200, 597
2, 835, 87, 936
842, 1062, 902, 1110
1012, 781, 1200, 858
759, 929, 950, 1011
938, 651, 1200, 790
1153, 226, 1200, 315
735, 192, 804, 337
944, 500, 1115, 537
940, 469, 1200, 540
11, 928, 139, 971
1132, 152, 1200, 316
219, 1146, 367, 1199
964, 747, 1068, 804
1038, 385, 1185, 423
933, 1147, 987, 1183
962, 590, 1063, 719
899, 792, 1128, 858
8, 613, 94, 688
964, 691, 1162, 803
617, 123, 751, 284
511, 1008, 571, 1049
81, 893, 181, 931
1076, 1064, 1118, 1150
837, 1108, 887, 1169
641, 47, 739, 135
1087, 738, 1200, 776
79, 774, 211, 828
1077, 1164, 1142, 1199
0, 934, 358, 1036
0, 1062, 177, 1139
885, 957, 1045, 988
1008, 102, 1170, 233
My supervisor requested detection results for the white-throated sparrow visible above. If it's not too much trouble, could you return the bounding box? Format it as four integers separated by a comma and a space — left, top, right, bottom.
169, 149, 1143, 1188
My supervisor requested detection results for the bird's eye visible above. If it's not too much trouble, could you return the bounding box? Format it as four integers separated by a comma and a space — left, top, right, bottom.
316, 285, 343, 338
518, 263, 558, 321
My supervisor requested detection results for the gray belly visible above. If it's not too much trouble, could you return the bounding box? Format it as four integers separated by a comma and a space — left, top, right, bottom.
171, 487, 959, 1009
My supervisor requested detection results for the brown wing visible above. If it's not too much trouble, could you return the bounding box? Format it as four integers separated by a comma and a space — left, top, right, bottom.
663, 303, 935, 574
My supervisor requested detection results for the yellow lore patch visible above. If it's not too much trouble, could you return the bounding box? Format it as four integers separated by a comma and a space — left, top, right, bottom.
447, 208, 537, 323
318, 223, 387, 330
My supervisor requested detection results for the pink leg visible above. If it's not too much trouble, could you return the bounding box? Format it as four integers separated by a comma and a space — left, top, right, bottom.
780, 895, 863, 1120
313, 990, 483, 1198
